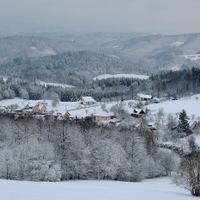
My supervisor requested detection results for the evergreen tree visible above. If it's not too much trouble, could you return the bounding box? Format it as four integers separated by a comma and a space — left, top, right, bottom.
177, 109, 191, 135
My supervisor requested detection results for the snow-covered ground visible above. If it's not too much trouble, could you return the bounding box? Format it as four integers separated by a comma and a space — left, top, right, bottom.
170, 65, 181, 71
0, 177, 192, 200
179, 54, 200, 61
93, 74, 149, 80
30, 46, 56, 56
146, 94, 200, 119
40, 82, 74, 88
171, 41, 184, 47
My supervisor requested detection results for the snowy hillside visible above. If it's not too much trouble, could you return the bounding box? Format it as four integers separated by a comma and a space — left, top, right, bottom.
180, 54, 200, 61
146, 94, 200, 119
40, 82, 74, 88
93, 74, 149, 80
0, 178, 190, 200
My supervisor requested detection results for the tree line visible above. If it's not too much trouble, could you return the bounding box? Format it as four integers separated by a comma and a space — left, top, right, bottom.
1, 67, 200, 103
0, 114, 178, 182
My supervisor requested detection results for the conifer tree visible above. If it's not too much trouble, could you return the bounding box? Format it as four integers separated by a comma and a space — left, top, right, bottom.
177, 109, 191, 135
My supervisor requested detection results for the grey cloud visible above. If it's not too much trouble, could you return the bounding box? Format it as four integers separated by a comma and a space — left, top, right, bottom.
1, 0, 200, 34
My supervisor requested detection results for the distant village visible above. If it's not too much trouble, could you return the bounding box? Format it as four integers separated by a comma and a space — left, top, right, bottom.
0, 94, 150, 120
0, 93, 198, 133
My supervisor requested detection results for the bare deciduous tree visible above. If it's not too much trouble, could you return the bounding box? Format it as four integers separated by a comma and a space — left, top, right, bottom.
172, 150, 200, 196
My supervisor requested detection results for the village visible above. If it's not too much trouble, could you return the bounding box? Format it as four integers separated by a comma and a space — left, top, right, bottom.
0, 93, 198, 134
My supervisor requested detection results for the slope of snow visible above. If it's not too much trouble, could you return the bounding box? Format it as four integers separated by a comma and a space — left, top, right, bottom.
93, 74, 149, 80
30, 46, 56, 56
171, 42, 184, 47
0, 178, 191, 200
112, 45, 119, 48
40, 82, 74, 88
180, 54, 200, 61
170, 65, 181, 71
146, 94, 200, 118
107, 54, 119, 58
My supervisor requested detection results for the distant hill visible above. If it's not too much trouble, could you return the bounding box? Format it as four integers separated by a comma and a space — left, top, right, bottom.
1, 32, 200, 72
0, 35, 91, 64
0, 51, 146, 86
97, 33, 200, 70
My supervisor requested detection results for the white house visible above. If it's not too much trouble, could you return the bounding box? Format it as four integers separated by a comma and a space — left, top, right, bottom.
133, 93, 152, 101
79, 96, 97, 105
131, 109, 146, 118
189, 120, 198, 130
93, 111, 115, 122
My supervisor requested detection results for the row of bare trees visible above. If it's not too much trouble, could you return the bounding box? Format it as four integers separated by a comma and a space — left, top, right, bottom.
0, 114, 179, 182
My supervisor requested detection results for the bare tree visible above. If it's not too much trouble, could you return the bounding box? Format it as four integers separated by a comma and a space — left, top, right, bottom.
43, 90, 60, 107
172, 150, 200, 196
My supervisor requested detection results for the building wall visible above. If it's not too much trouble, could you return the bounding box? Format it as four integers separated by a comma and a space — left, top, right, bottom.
94, 116, 111, 122
33, 106, 40, 113
40, 106, 47, 113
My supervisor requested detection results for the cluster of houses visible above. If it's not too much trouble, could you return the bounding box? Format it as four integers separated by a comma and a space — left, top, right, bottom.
0, 94, 160, 126
0, 94, 198, 132
0, 96, 115, 123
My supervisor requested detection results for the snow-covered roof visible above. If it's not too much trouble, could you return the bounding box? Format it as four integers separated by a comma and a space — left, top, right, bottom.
15, 107, 24, 111
189, 120, 197, 126
34, 104, 47, 109
80, 96, 96, 102
137, 93, 152, 99
148, 122, 155, 126
94, 111, 114, 117
133, 109, 145, 115
135, 123, 141, 128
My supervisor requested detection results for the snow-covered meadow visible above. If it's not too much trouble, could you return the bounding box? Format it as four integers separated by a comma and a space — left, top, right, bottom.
93, 74, 149, 80
0, 178, 193, 200
180, 54, 200, 61
40, 81, 75, 88
146, 94, 200, 119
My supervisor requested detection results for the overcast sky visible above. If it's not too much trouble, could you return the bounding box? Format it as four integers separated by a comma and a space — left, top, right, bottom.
1, 0, 200, 34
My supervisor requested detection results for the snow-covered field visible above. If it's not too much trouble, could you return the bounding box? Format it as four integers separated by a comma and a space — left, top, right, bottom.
171, 41, 184, 47
40, 82, 74, 88
180, 54, 200, 61
93, 74, 149, 80
0, 178, 192, 200
146, 94, 200, 119
30, 46, 56, 56
171, 65, 181, 71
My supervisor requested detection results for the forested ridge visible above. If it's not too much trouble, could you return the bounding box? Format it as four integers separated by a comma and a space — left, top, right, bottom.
0, 68, 200, 102
0, 51, 146, 86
